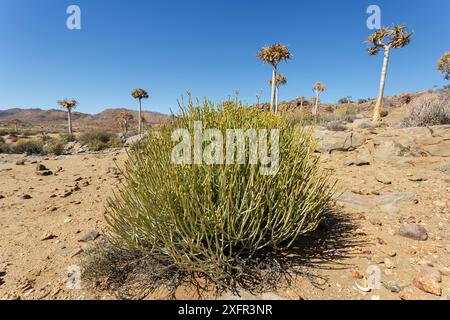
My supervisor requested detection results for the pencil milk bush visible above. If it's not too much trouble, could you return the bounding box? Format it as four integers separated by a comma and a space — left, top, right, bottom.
104, 97, 335, 285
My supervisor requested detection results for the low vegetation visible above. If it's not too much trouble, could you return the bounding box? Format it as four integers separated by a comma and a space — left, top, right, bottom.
400, 92, 450, 127
84, 98, 335, 294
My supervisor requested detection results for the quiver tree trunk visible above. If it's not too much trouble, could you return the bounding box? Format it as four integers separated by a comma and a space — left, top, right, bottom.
373, 46, 391, 122
270, 67, 277, 112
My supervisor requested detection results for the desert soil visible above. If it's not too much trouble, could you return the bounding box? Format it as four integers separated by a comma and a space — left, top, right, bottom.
0, 123, 449, 300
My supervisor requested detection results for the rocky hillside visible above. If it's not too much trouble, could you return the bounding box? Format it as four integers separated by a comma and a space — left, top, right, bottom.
0, 108, 170, 132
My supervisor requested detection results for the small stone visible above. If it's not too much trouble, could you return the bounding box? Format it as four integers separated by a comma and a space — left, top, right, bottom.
408, 177, 426, 182
382, 280, 406, 293
41, 233, 57, 241
16, 159, 25, 165
78, 230, 100, 242
74, 177, 82, 182
36, 170, 53, 176
397, 224, 428, 241
437, 266, 450, 276
398, 289, 415, 300
21, 194, 32, 200
413, 269, 442, 296
376, 173, 392, 185
35, 164, 48, 171
370, 218, 382, 226
61, 191, 72, 198
63, 218, 72, 224
347, 159, 370, 166
351, 269, 364, 279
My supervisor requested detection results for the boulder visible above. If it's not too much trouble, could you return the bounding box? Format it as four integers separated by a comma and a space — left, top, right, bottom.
125, 134, 144, 147
397, 223, 428, 241
313, 130, 366, 153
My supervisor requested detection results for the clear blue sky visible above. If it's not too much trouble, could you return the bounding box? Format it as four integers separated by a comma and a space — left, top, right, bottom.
0, 0, 448, 114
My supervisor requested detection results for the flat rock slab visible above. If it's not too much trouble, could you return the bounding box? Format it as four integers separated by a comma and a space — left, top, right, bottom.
335, 192, 375, 210
397, 223, 428, 241
376, 192, 417, 206
78, 230, 100, 242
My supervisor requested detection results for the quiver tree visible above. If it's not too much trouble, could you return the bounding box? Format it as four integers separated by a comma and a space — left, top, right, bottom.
57, 99, 77, 137
437, 51, 449, 80
258, 43, 292, 112
8, 119, 22, 132
367, 25, 413, 122
131, 88, 149, 134
115, 111, 134, 134
269, 74, 288, 110
312, 82, 326, 115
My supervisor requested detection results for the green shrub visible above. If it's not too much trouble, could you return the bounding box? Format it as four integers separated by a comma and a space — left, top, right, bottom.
401, 93, 450, 127
79, 130, 113, 151
326, 121, 347, 131
104, 98, 335, 285
43, 135, 68, 155
9, 139, 43, 155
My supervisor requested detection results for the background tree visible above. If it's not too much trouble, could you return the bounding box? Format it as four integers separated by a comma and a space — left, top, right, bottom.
437, 51, 449, 80
367, 25, 413, 121
8, 119, 22, 132
298, 96, 306, 108
115, 111, 134, 134
269, 74, 287, 111
57, 99, 77, 137
312, 82, 326, 115
140, 115, 147, 133
258, 43, 291, 112
131, 88, 149, 134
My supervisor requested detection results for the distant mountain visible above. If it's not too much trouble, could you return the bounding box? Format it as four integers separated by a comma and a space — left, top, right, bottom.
0, 107, 170, 132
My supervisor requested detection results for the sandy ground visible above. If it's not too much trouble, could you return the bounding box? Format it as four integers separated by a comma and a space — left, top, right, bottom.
0, 140, 449, 300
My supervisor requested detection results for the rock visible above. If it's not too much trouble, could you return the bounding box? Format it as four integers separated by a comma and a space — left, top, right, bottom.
21, 194, 32, 200
413, 269, 442, 296
35, 164, 48, 171
346, 159, 370, 166
369, 218, 382, 226
61, 191, 72, 198
398, 289, 415, 300
74, 177, 82, 182
397, 224, 428, 241
377, 192, 417, 206
351, 269, 365, 279
335, 192, 375, 211
36, 170, 53, 176
382, 280, 407, 293
16, 159, 25, 165
61, 247, 83, 257
41, 233, 57, 241
65, 141, 88, 154
0, 194, 4, 199
437, 266, 450, 276
313, 130, 366, 153
78, 230, 100, 242
125, 134, 144, 147
375, 173, 391, 185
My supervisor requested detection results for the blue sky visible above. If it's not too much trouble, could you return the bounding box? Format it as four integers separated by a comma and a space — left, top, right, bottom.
0, 0, 448, 114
